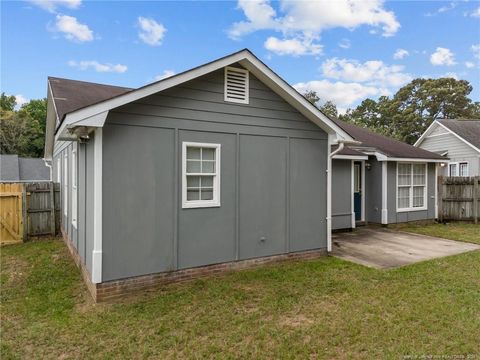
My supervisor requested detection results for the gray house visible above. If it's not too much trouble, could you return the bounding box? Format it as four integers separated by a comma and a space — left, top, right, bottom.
43, 49, 445, 301
414, 119, 480, 177
329, 120, 446, 230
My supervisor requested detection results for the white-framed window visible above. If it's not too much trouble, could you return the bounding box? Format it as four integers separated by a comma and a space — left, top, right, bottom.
397, 163, 427, 211
224, 66, 249, 104
56, 157, 61, 183
71, 144, 78, 228
182, 142, 221, 209
448, 161, 468, 177
63, 152, 68, 216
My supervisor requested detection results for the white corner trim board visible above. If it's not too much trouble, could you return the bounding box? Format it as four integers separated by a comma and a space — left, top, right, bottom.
351, 161, 356, 229
326, 134, 333, 252
92, 128, 103, 284
381, 161, 388, 224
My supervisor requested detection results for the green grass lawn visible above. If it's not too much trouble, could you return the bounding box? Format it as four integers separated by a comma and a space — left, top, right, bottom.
1, 225, 480, 359
391, 222, 480, 245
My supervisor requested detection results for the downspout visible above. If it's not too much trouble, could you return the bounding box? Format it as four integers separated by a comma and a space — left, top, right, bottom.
327, 138, 361, 252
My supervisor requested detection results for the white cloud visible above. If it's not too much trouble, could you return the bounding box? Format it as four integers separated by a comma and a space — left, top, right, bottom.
465, 61, 475, 69
442, 72, 459, 79
338, 38, 351, 49
294, 80, 389, 108
430, 47, 456, 66
425, 2, 457, 16
154, 70, 175, 81
54, 14, 93, 42
29, 0, 81, 13
14, 95, 29, 110
137, 17, 166, 46
470, 6, 480, 17
68, 60, 127, 73
229, 0, 399, 56
471, 44, 480, 59
393, 48, 409, 60
321, 58, 412, 87
264, 36, 322, 56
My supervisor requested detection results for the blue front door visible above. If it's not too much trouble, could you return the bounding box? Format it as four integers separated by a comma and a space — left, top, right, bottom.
354, 163, 362, 221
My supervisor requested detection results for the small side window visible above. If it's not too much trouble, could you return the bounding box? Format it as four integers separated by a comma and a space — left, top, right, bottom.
182, 142, 221, 208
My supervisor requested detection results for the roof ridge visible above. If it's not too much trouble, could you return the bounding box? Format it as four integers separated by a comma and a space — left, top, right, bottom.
48, 76, 134, 90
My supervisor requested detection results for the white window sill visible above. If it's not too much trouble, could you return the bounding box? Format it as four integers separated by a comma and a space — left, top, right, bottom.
182, 201, 221, 209
396, 207, 427, 213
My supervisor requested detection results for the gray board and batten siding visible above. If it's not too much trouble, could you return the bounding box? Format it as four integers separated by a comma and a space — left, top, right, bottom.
101, 66, 329, 282
53, 137, 95, 275
331, 159, 352, 230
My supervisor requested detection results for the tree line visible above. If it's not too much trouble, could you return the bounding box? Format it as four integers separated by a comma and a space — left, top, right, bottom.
303, 77, 480, 144
1, 93, 47, 158
0, 77, 478, 158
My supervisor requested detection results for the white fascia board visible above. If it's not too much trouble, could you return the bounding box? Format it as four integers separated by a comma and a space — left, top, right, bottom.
384, 157, 446, 163
333, 154, 368, 160
436, 122, 480, 153
44, 80, 60, 160
56, 111, 109, 141
238, 57, 353, 140
54, 50, 353, 142
414, 120, 438, 147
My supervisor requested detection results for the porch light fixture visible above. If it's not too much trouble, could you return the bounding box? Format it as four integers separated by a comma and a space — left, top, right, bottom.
365, 162, 372, 171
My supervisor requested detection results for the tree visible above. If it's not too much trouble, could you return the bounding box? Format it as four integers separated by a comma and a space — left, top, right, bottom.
0, 97, 47, 157
341, 78, 480, 144
302, 90, 339, 118
1, 92, 16, 111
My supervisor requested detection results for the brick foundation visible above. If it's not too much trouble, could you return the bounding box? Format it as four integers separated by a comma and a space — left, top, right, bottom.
61, 231, 326, 302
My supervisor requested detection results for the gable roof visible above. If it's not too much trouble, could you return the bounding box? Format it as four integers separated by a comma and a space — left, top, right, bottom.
49, 77, 132, 123
437, 119, 480, 150
414, 119, 480, 153
44, 49, 352, 159
0, 155, 51, 182
331, 118, 446, 160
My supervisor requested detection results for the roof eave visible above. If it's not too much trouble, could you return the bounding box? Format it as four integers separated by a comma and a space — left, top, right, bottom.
54, 49, 353, 143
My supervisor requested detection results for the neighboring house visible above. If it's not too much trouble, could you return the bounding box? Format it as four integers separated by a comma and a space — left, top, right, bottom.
414, 119, 480, 177
43, 49, 445, 301
0, 154, 51, 182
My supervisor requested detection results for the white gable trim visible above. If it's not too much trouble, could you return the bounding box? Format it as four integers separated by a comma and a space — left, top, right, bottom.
415, 120, 480, 153
54, 50, 352, 142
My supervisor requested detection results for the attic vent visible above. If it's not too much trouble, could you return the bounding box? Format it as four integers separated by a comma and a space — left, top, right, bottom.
224, 66, 249, 104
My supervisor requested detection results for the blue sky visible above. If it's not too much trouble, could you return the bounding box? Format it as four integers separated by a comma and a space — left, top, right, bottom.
2, 0, 479, 112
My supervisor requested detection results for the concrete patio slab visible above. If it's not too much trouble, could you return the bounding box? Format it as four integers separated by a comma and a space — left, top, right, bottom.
332, 227, 480, 269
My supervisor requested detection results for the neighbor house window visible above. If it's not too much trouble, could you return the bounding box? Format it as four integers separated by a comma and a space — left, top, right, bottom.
397, 163, 427, 211
63, 152, 68, 216
71, 145, 78, 228
182, 142, 221, 208
449, 162, 468, 177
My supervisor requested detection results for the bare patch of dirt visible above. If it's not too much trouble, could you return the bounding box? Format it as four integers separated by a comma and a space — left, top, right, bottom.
279, 313, 314, 328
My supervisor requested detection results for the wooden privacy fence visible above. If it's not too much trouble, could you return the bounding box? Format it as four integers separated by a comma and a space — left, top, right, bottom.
0, 182, 60, 245
438, 176, 480, 223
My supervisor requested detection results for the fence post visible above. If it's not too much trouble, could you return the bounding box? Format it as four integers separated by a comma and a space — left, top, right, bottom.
22, 184, 28, 241
474, 176, 479, 224
437, 176, 443, 223
49, 181, 56, 235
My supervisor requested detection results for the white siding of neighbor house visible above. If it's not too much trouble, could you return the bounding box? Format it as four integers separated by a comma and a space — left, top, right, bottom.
418, 123, 480, 176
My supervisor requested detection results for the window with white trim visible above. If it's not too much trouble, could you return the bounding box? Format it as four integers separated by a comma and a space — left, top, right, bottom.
224, 66, 249, 104
448, 162, 468, 177
182, 142, 221, 208
56, 157, 61, 183
72, 145, 78, 228
397, 163, 427, 211
63, 152, 68, 216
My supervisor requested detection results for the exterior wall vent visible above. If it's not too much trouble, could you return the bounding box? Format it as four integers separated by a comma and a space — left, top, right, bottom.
224, 66, 249, 104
